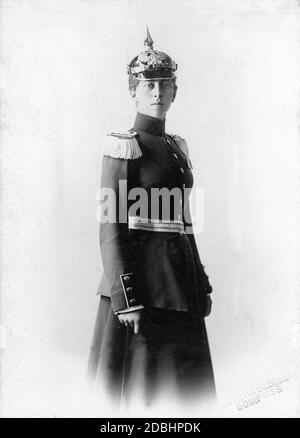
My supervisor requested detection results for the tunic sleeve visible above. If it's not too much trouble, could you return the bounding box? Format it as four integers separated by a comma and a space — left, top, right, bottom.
183, 199, 213, 296
172, 133, 213, 297
97, 134, 144, 313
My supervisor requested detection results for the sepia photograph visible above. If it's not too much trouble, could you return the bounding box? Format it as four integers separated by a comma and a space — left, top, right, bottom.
0, 0, 299, 418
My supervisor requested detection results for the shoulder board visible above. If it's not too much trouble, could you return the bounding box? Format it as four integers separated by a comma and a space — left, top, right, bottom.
168, 134, 189, 156
168, 134, 193, 169
109, 131, 137, 139
103, 131, 142, 160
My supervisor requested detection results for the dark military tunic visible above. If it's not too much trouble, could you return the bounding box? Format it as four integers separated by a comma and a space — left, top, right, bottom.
88, 112, 216, 407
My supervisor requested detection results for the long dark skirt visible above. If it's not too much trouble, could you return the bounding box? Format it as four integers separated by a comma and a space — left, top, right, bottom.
88, 296, 216, 408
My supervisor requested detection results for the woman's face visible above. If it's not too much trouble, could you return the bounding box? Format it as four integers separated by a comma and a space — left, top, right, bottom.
132, 79, 177, 120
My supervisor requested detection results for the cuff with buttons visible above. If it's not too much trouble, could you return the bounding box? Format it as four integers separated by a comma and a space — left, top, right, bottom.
119, 272, 142, 309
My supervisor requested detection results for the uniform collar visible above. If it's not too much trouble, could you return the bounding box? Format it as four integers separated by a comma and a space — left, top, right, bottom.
133, 112, 166, 136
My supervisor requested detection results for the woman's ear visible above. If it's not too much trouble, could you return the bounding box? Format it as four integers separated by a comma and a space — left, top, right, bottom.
172, 85, 178, 102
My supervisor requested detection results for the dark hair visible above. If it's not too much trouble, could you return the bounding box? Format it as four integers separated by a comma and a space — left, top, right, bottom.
128, 76, 177, 93
128, 75, 140, 93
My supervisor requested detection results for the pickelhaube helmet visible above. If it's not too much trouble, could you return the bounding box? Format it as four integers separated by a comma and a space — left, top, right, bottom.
127, 27, 177, 81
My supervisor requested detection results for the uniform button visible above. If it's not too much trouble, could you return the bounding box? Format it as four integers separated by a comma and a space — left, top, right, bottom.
166, 139, 171, 145
173, 153, 178, 159
126, 287, 133, 293
123, 276, 130, 282
129, 298, 137, 306
180, 167, 184, 174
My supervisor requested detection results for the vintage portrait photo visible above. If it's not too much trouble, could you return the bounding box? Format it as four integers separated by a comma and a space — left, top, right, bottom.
1, 0, 299, 418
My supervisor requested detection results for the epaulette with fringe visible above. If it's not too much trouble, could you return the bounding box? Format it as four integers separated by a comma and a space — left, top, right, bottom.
103, 131, 142, 160
168, 133, 193, 169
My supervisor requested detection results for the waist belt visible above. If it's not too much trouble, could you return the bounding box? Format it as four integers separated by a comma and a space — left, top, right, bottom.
128, 216, 185, 234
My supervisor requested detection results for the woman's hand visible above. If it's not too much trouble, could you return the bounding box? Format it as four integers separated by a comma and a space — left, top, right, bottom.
117, 309, 143, 334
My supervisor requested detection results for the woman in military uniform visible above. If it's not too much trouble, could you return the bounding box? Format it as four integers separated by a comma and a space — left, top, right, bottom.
88, 29, 216, 409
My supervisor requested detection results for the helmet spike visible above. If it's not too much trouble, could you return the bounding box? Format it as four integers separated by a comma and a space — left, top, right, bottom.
144, 26, 154, 50
128, 27, 177, 79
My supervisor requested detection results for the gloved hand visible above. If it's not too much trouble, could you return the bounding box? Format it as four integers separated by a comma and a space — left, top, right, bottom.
117, 309, 143, 334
